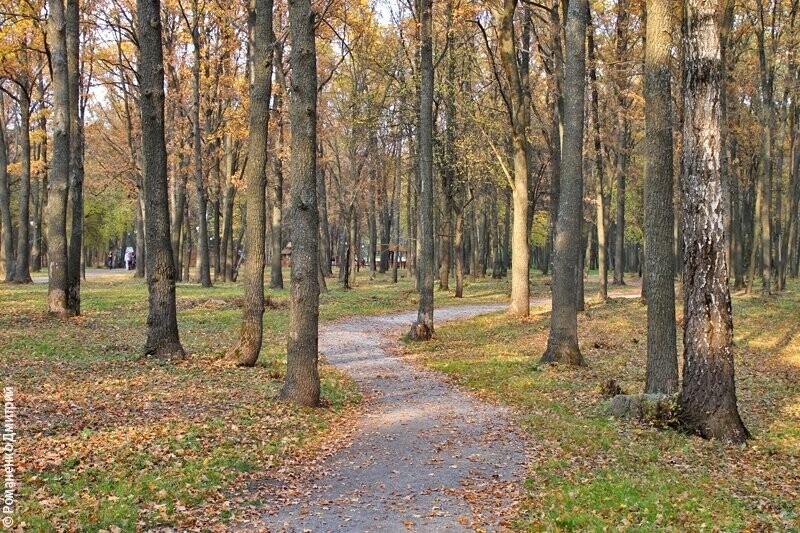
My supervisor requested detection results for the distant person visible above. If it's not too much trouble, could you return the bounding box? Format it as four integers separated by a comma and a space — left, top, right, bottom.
107, 251, 114, 269
130, 251, 136, 270
124, 250, 132, 271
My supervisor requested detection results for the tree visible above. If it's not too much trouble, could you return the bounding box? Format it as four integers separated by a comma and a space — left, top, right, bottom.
409, 0, 434, 340
228, 0, 273, 367
46, 0, 72, 312
279, 0, 320, 406
541, 0, 587, 366
494, 0, 530, 317
679, 0, 748, 444
643, 0, 678, 395
138, 0, 185, 358
66, 0, 85, 314
0, 91, 14, 281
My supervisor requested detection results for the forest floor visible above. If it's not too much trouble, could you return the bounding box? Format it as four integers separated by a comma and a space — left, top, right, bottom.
6, 271, 797, 531
2, 268, 516, 531
404, 280, 800, 531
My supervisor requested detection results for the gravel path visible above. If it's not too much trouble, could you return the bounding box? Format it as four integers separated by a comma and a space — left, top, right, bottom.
259, 301, 544, 532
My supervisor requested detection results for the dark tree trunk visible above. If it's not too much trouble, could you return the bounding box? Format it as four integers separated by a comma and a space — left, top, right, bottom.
66, 0, 84, 314
229, 0, 273, 367
0, 95, 14, 281
541, 0, 587, 366
613, 0, 629, 286
269, 27, 286, 290
138, 0, 185, 357
643, 0, 678, 395
679, 0, 748, 444
409, 0, 434, 341
45, 3, 70, 308
280, 0, 320, 406
14, 84, 33, 284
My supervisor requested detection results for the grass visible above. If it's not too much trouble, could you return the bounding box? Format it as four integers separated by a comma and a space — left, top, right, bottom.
2, 267, 511, 530
405, 279, 800, 531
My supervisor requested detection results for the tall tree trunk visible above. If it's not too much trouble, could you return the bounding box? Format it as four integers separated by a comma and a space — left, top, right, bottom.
613, 0, 629, 286
545, 0, 564, 278
269, 26, 286, 290
756, 1, 773, 295
317, 143, 332, 276
14, 84, 33, 284
66, 0, 83, 313
679, 0, 748, 444
409, 0, 434, 340
45, 2, 70, 308
588, 8, 607, 301
138, 0, 185, 357
0, 94, 14, 281
392, 141, 401, 284
221, 133, 235, 281
190, 3, 212, 288
643, 0, 678, 395
280, 0, 320, 406
541, 0, 587, 366
368, 186, 377, 279
229, 0, 273, 367
496, 0, 530, 317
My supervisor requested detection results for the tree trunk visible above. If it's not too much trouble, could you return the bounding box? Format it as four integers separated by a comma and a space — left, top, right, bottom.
643, 0, 678, 395
408, 0, 434, 341
588, 8, 607, 301
280, 0, 320, 406
496, 0, 530, 317
45, 2, 70, 309
679, 0, 748, 444
0, 94, 14, 281
269, 28, 286, 290
137, 0, 185, 357
229, 0, 273, 367
221, 133, 236, 281
135, 190, 146, 278
613, 0, 629, 286
66, 0, 83, 313
14, 84, 33, 284
542, 0, 587, 366
190, 4, 212, 288
317, 143, 332, 276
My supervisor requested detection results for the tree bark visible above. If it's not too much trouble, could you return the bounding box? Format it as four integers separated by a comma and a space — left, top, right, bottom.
613, 0, 629, 286
0, 93, 14, 281
280, 0, 320, 406
66, 0, 83, 313
679, 0, 748, 444
138, 0, 185, 357
588, 8, 607, 301
45, 1, 70, 309
13, 83, 33, 284
643, 0, 678, 395
269, 25, 286, 290
229, 0, 273, 367
541, 0, 587, 366
409, 0, 435, 340
496, 0, 530, 316
317, 143, 332, 276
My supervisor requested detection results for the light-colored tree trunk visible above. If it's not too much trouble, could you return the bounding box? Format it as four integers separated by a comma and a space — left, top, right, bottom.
679, 0, 748, 444
409, 0, 435, 340
45, 1, 70, 308
229, 0, 273, 367
0, 93, 14, 281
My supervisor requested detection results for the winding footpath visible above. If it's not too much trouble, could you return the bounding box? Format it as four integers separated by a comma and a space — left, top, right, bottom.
258, 301, 546, 532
